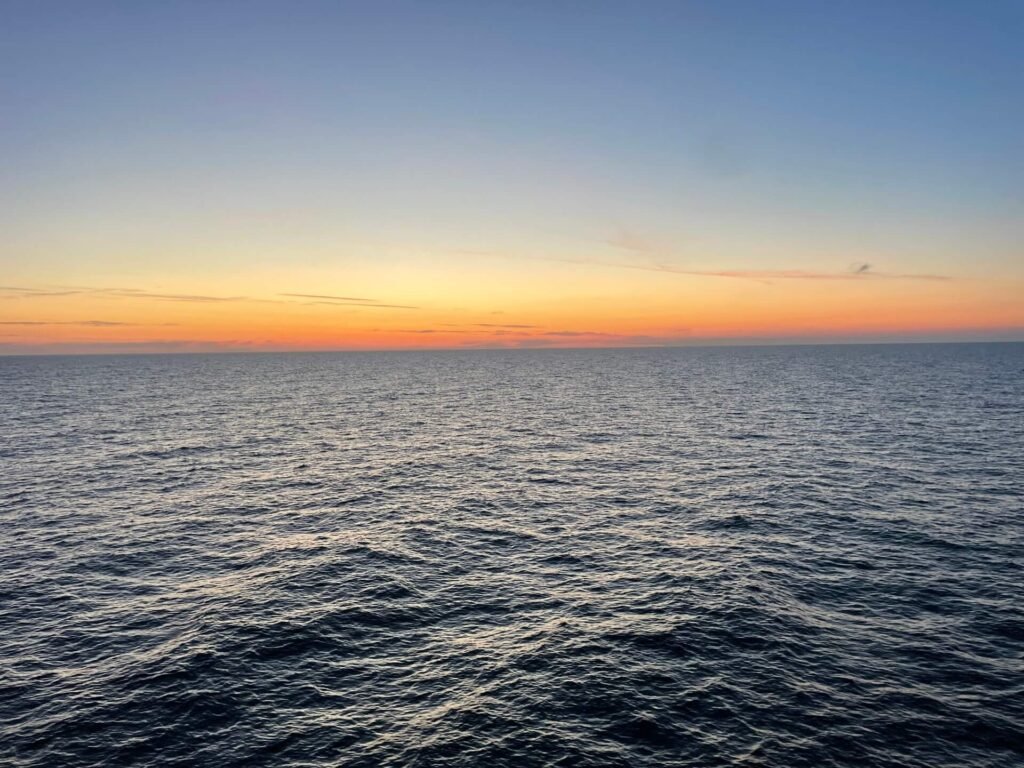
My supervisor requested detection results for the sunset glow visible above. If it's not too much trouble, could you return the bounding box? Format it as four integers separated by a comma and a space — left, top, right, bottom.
3, 2, 1022, 353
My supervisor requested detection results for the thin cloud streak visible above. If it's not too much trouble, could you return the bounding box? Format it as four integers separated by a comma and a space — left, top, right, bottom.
0, 320, 168, 327
467, 250, 950, 282
546, 257, 951, 281
595, 232, 948, 281
303, 301, 419, 309
103, 289, 247, 302
0, 285, 252, 302
280, 293, 377, 302
396, 329, 470, 334
472, 323, 540, 329
1, 286, 85, 297
0, 285, 418, 306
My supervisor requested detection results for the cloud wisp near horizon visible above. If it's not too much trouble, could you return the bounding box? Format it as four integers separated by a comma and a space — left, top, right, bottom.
1, 285, 420, 309
1, 251, 1022, 354
534, 255, 952, 283
0, 320, 175, 327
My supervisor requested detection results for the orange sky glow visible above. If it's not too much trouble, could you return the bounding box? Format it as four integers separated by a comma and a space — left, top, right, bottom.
3, 3, 1022, 354
3, 258, 1022, 353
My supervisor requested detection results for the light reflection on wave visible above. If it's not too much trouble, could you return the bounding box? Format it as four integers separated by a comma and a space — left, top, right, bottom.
1, 343, 1022, 767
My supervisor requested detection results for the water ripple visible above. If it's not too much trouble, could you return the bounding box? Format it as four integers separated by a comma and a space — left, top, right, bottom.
1, 344, 1022, 767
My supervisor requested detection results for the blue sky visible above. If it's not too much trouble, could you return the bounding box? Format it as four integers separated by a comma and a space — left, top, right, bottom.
2, 1, 1022, 351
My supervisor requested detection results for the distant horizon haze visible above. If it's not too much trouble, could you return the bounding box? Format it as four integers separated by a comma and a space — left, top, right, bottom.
2, 335, 1023, 357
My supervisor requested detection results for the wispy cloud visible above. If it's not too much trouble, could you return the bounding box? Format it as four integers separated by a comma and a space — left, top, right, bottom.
279, 293, 377, 302
108, 290, 248, 302
0, 320, 170, 327
472, 323, 539, 329
302, 301, 419, 309
457, 243, 950, 282
0, 285, 252, 302
547, 256, 950, 282
521, 232, 953, 281
1, 286, 85, 297
396, 329, 470, 334
0, 285, 420, 307
279, 292, 418, 309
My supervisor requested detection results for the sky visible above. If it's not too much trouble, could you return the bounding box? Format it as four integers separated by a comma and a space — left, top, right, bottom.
2, 0, 1022, 353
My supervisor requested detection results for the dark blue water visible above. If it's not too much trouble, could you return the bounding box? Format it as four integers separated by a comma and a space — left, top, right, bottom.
2, 343, 1022, 767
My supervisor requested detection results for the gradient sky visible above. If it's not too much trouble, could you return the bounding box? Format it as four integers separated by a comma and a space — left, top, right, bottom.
2, 0, 1022, 353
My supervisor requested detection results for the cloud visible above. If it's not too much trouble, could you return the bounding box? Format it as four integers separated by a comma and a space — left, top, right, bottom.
0, 320, 163, 327
302, 301, 419, 309
434, 327, 613, 338
395, 329, 470, 334
438, 322, 537, 328
84, 320, 148, 326
0, 285, 420, 307
500, 238, 948, 281
0, 285, 252, 302
104, 290, 247, 302
472, 323, 540, 329
0, 286, 85, 298
133, 290, 398, 306
279, 293, 377, 302
546, 257, 950, 282
456, 246, 950, 282
281, 292, 418, 309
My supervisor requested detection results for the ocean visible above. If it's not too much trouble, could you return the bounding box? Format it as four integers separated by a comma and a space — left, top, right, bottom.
1, 343, 1022, 767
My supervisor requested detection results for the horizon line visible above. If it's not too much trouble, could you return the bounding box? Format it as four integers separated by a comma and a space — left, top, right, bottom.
2, 337, 1023, 359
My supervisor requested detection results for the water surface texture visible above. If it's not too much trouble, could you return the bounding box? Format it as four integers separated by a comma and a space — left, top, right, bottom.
2, 344, 1022, 767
